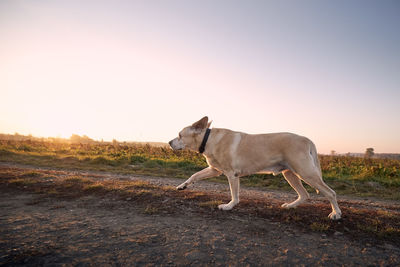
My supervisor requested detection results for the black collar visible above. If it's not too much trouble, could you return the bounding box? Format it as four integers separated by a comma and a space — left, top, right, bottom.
199, 128, 211, 153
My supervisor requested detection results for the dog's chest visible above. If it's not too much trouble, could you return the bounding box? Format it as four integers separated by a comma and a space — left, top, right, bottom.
204, 155, 228, 173
205, 156, 220, 169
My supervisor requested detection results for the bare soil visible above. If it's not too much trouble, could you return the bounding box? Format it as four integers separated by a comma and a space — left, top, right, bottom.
1, 163, 400, 266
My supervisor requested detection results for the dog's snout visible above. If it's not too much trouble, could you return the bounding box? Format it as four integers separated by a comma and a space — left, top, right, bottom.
169, 137, 184, 150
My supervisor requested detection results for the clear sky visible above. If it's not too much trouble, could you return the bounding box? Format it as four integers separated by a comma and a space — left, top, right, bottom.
1, 0, 399, 154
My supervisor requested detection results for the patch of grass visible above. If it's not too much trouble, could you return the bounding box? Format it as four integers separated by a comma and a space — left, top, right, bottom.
83, 183, 106, 193
184, 192, 206, 200
143, 205, 160, 215
198, 200, 223, 208
65, 176, 91, 184
90, 156, 115, 166
46, 189, 60, 196
130, 155, 147, 164
353, 216, 400, 241
8, 178, 37, 186
379, 227, 400, 239
127, 180, 158, 189
357, 223, 379, 234
376, 210, 397, 218
20, 171, 42, 177
310, 222, 331, 232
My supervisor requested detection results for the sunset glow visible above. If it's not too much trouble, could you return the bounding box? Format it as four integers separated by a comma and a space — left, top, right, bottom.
1, 1, 399, 154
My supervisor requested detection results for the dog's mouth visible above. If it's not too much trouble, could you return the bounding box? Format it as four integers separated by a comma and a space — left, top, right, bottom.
171, 145, 184, 151
168, 139, 185, 151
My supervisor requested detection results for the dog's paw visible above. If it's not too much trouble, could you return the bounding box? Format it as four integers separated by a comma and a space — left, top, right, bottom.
176, 183, 187, 190
328, 211, 342, 220
218, 201, 238, 211
281, 198, 305, 209
218, 203, 233, 210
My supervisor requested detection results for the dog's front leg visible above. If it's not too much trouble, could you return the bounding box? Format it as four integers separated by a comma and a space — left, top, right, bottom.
177, 167, 222, 190
218, 175, 240, 210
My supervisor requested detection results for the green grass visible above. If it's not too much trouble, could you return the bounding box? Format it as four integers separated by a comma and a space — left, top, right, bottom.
0, 139, 399, 199
310, 222, 331, 232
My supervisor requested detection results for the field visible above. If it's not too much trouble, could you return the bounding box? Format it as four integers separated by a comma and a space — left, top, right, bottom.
1, 139, 400, 265
1, 139, 400, 199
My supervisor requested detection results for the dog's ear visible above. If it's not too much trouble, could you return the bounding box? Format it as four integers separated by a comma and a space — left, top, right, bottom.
192, 116, 208, 130
207, 120, 213, 128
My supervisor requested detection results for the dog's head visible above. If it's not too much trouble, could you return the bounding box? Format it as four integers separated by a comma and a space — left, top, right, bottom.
169, 116, 212, 151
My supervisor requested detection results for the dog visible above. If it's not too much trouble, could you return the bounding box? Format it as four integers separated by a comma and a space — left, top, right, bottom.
169, 116, 342, 220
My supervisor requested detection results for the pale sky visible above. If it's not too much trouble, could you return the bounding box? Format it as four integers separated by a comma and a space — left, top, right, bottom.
1, 0, 399, 154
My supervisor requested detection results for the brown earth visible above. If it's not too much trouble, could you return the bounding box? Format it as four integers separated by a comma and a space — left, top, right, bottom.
0, 163, 400, 266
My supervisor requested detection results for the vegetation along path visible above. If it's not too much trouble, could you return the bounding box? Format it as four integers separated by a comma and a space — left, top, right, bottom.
1, 163, 400, 266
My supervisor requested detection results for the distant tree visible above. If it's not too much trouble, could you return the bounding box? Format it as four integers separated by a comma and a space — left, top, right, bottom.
365, 148, 374, 159
112, 139, 118, 146
81, 135, 94, 144
13, 132, 22, 141
70, 134, 94, 144
70, 134, 81, 143
330, 150, 336, 156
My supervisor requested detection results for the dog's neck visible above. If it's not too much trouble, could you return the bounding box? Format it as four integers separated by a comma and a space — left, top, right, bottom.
198, 128, 211, 153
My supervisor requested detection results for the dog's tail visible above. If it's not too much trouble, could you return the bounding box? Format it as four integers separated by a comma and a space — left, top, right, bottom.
310, 141, 322, 194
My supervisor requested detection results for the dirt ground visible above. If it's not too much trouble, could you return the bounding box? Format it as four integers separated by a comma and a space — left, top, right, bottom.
1, 163, 400, 266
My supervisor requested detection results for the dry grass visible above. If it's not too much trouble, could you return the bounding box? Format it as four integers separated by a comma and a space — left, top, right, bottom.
198, 200, 223, 208
1, 139, 399, 199
310, 222, 331, 232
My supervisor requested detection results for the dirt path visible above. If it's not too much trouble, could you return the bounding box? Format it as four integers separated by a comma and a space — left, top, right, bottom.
2, 162, 399, 212
1, 163, 400, 266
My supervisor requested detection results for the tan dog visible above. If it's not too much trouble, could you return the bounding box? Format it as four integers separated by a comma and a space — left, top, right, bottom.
169, 116, 342, 220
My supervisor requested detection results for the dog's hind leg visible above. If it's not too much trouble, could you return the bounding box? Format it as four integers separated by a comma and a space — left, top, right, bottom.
297, 169, 342, 220
218, 175, 240, 211
281, 170, 310, 208
176, 167, 222, 190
